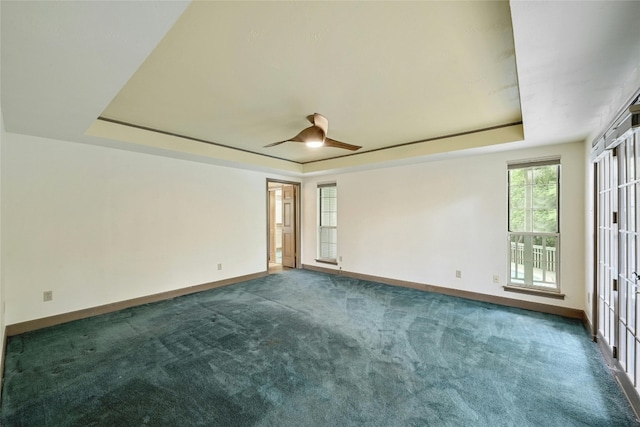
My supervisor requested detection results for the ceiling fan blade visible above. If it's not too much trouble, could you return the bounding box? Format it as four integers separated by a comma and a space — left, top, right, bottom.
263, 140, 287, 148
264, 126, 325, 148
267, 115, 357, 150
307, 113, 329, 134
295, 125, 325, 142
324, 138, 362, 151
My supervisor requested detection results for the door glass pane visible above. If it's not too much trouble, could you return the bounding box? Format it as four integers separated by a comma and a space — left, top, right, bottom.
630, 185, 636, 232
625, 138, 636, 182
621, 327, 627, 368
621, 143, 627, 183
628, 330, 635, 381
630, 284, 636, 335
621, 233, 627, 283
621, 274, 627, 323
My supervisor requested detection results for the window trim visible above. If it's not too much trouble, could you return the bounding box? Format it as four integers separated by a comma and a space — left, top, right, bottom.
507, 159, 561, 293
503, 285, 565, 300
317, 183, 338, 264
507, 157, 561, 170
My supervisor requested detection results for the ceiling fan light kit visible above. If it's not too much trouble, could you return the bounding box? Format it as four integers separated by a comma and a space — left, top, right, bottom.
306, 140, 324, 148
264, 113, 362, 151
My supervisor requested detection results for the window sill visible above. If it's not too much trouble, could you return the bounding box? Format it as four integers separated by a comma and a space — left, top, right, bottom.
503, 285, 565, 300
315, 259, 338, 266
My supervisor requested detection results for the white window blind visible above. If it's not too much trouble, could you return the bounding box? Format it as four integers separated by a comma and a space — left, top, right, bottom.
318, 184, 337, 262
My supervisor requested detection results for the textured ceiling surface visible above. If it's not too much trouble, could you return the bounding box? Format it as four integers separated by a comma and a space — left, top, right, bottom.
2, 1, 640, 175
100, 1, 522, 164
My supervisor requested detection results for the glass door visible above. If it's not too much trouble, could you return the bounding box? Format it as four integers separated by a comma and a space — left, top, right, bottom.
616, 129, 640, 388
597, 149, 618, 355
598, 126, 640, 395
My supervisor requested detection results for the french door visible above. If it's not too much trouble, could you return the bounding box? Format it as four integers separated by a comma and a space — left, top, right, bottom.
596, 126, 640, 393
596, 150, 618, 354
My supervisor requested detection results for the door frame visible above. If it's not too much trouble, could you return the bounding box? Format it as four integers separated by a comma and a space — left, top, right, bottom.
266, 179, 301, 270
592, 162, 599, 341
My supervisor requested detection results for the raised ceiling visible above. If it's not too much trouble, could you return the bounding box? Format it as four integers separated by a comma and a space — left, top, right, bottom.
99, 1, 522, 165
2, 1, 640, 176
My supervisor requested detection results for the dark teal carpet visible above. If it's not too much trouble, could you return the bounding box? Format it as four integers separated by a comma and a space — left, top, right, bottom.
1, 269, 638, 426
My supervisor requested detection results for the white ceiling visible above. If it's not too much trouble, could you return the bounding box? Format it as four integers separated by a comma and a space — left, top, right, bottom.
2, 1, 639, 176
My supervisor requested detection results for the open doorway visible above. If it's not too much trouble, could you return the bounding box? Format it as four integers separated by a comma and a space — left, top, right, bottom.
267, 179, 301, 273
268, 185, 283, 267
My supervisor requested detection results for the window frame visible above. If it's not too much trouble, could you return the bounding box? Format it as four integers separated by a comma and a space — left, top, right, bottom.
507, 159, 561, 293
316, 183, 338, 264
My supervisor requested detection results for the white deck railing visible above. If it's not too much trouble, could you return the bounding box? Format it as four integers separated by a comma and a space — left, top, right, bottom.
510, 242, 557, 272
509, 233, 559, 287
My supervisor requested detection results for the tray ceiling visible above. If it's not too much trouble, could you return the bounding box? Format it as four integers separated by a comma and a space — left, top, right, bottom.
2, 1, 639, 175
98, 1, 522, 165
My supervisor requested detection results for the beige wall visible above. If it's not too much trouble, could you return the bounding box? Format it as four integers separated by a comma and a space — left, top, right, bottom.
1, 132, 297, 325
303, 141, 587, 310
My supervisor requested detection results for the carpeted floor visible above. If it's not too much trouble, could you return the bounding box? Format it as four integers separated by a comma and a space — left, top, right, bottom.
1, 269, 638, 426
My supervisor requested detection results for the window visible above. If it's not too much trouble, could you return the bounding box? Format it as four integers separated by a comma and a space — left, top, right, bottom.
508, 159, 560, 291
317, 183, 337, 263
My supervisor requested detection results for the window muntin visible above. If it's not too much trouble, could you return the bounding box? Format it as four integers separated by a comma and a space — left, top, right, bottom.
508, 161, 560, 291
318, 184, 337, 262
508, 164, 559, 233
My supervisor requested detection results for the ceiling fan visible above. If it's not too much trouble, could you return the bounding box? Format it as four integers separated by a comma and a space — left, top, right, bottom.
264, 113, 362, 151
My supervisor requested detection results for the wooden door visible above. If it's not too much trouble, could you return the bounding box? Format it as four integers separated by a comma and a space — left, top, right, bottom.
281, 184, 296, 268
269, 190, 276, 262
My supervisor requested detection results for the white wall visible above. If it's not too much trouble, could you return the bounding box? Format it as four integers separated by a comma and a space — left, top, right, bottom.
1, 133, 297, 325
0, 1, 5, 371
303, 141, 587, 310
0, 128, 587, 328
0, 100, 4, 372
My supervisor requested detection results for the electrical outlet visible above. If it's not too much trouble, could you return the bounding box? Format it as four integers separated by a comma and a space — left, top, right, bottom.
217, 263, 222, 271
588, 293, 591, 303
493, 275, 500, 284
456, 270, 462, 279
43, 291, 53, 302
339, 256, 343, 262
